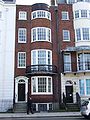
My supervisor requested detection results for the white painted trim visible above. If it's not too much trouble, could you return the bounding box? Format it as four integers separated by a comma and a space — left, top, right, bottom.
15, 76, 29, 103
31, 76, 53, 95
31, 10, 51, 20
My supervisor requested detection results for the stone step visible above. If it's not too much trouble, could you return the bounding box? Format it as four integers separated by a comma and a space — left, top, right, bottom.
66, 103, 80, 111
14, 103, 27, 113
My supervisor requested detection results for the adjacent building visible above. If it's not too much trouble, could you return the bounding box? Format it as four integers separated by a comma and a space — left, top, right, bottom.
0, 0, 16, 112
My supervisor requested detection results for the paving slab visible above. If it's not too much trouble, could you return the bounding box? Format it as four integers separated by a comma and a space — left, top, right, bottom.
0, 112, 81, 118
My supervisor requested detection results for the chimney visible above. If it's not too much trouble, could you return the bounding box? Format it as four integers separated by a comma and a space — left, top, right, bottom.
51, 0, 55, 5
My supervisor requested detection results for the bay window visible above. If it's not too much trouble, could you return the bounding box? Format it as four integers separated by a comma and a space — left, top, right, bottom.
31, 49, 52, 65
78, 53, 90, 71
79, 79, 90, 95
31, 27, 51, 42
31, 76, 52, 94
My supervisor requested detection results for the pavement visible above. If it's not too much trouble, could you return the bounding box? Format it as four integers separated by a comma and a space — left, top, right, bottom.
0, 112, 81, 118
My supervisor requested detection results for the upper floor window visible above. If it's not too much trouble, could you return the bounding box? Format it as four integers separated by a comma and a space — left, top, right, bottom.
31, 49, 52, 65
81, 10, 87, 18
67, 0, 75, 4
19, 11, 27, 20
64, 53, 71, 72
76, 28, 90, 41
82, 28, 89, 40
75, 10, 79, 18
62, 11, 69, 20
76, 28, 81, 41
78, 53, 90, 71
31, 76, 52, 94
18, 52, 26, 68
74, 10, 90, 19
31, 10, 51, 20
63, 30, 70, 41
31, 27, 51, 42
18, 28, 27, 43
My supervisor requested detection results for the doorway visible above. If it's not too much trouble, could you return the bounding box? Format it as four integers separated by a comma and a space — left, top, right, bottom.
18, 83, 25, 101
15, 76, 28, 103
65, 81, 73, 103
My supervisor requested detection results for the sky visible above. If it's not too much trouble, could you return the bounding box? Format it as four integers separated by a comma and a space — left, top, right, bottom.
16, 0, 51, 5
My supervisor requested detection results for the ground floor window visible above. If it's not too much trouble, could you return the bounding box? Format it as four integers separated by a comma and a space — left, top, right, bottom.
32, 103, 53, 111
79, 79, 90, 95
31, 76, 52, 94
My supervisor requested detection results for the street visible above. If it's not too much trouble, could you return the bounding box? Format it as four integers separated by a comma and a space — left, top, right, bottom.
0, 116, 86, 120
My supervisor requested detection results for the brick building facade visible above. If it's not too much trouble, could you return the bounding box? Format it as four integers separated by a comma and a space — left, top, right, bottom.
14, 0, 90, 112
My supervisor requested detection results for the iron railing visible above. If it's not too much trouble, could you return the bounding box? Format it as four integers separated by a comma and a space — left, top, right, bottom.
26, 65, 57, 75
64, 61, 90, 72
76, 92, 81, 109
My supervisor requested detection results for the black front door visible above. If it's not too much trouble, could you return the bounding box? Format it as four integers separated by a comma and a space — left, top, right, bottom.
66, 86, 73, 103
18, 84, 25, 101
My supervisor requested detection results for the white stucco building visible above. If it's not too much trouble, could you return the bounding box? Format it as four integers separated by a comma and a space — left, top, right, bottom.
0, 0, 16, 112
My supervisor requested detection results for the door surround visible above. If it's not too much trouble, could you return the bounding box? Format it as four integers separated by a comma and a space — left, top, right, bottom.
65, 80, 73, 103
15, 76, 29, 103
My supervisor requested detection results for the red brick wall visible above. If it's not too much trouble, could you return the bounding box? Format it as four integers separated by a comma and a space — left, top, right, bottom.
15, 5, 59, 103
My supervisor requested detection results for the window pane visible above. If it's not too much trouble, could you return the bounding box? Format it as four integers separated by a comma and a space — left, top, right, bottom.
81, 10, 87, 18
18, 52, 26, 68
32, 78, 36, 92
82, 28, 89, 40
63, 30, 70, 41
75, 10, 79, 18
37, 28, 46, 40
18, 28, 27, 43
32, 29, 36, 41
64, 54, 71, 71
38, 78, 46, 92
86, 79, 90, 95
76, 28, 81, 41
78, 53, 83, 70
62, 12, 69, 20
79, 80, 85, 95
19, 11, 27, 20
38, 51, 46, 64
84, 53, 90, 70
48, 78, 51, 92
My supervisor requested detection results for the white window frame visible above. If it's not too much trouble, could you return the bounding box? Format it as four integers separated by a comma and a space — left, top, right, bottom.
76, 28, 90, 41
62, 11, 69, 20
74, 10, 79, 19
18, 28, 27, 43
17, 52, 26, 68
31, 49, 52, 65
31, 27, 51, 42
79, 79, 90, 96
81, 10, 87, 18
64, 53, 71, 72
31, 76, 53, 95
74, 9, 90, 19
19, 11, 27, 20
31, 10, 51, 20
77, 52, 90, 71
63, 30, 70, 41
76, 28, 81, 41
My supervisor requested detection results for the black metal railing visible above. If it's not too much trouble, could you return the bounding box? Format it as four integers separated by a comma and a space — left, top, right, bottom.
63, 92, 67, 110
26, 65, 57, 75
76, 92, 81, 109
64, 61, 90, 72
